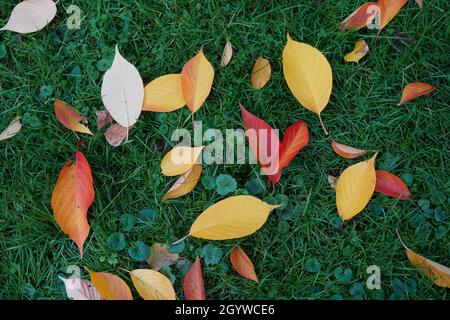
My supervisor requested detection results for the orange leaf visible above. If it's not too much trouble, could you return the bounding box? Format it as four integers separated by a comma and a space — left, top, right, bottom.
86, 269, 133, 300
340, 2, 379, 30
398, 82, 436, 105
161, 164, 202, 202
375, 170, 410, 200
181, 48, 214, 113
105, 123, 128, 147
251, 57, 271, 89
279, 121, 309, 170
183, 256, 206, 300
379, 0, 408, 29
54, 99, 92, 135
51, 151, 94, 256
331, 140, 368, 159
230, 247, 259, 283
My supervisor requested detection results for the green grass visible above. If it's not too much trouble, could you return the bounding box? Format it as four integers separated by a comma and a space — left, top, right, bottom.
0, 0, 449, 300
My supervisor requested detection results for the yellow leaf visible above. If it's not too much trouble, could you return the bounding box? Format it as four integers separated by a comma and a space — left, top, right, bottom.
251, 57, 271, 89
397, 231, 450, 288
220, 41, 233, 67
344, 40, 369, 63
130, 269, 176, 300
161, 146, 204, 177
143, 74, 185, 112
282, 34, 332, 117
189, 195, 279, 240
336, 153, 377, 221
181, 48, 215, 113
162, 164, 202, 202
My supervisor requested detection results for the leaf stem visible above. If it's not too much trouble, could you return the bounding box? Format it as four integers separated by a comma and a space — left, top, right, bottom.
172, 234, 190, 245
318, 114, 329, 136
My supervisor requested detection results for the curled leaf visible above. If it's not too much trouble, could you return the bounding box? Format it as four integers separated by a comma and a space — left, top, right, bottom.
183, 256, 206, 300
51, 151, 94, 256
0, 0, 57, 34
230, 247, 259, 283
344, 40, 369, 63
101, 45, 144, 128
220, 41, 233, 67
398, 82, 436, 105
331, 140, 368, 159
54, 100, 93, 135
95, 110, 113, 130
59, 276, 102, 300
87, 269, 133, 300
162, 164, 202, 202
251, 57, 271, 89
105, 123, 128, 147
0, 116, 21, 141
181, 48, 214, 113
375, 170, 410, 200
130, 269, 176, 300
143, 74, 185, 112
189, 195, 280, 240
146, 243, 180, 271
336, 153, 377, 221
160, 146, 204, 177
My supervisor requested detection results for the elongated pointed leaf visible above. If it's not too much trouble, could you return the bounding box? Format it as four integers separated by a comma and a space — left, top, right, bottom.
162, 164, 202, 202
101, 45, 144, 128
344, 40, 369, 63
181, 48, 214, 113
279, 121, 309, 170
251, 57, 271, 89
336, 153, 377, 221
131, 269, 176, 300
0, 116, 21, 141
189, 195, 280, 240
51, 151, 94, 256
161, 146, 204, 177
0, 0, 57, 34
143, 74, 185, 112
331, 140, 368, 159
230, 247, 259, 283
379, 0, 408, 29
398, 82, 436, 105
375, 170, 410, 200
87, 269, 133, 300
54, 100, 93, 135
340, 2, 378, 30
183, 256, 206, 300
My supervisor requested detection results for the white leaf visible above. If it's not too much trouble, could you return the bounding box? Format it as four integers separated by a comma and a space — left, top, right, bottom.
59, 276, 102, 300
0, 116, 22, 141
101, 45, 144, 128
0, 0, 57, 34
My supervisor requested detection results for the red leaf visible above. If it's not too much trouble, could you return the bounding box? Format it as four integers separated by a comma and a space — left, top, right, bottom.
230, 247, 259, 283
183, 256, 206, 300
340, 2, 379, 30
54, 99, 93, 135
240, 103, 281, 186
375, 170, 410, 200
279, 121, 309, 170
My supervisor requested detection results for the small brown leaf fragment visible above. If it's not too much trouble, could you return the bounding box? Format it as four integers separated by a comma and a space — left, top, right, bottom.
220, 41, 233, 67
251, 57, 271, 89
230, 247, 259, 283
328, 175, 338, 189
146, 243, 179, 271
105, 123, 128, 147
96, 110, 113, 130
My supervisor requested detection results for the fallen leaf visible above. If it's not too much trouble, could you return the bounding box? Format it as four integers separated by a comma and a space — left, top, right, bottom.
51, 151, 94, 256
220, 41, 233, 67
54, 100, 93, 135
101, 45, 144, 128
160, 146, 204, 177
130, 269, 176, 300
146, 243, 180, 271
183, 256, 206, 300
328, 175, 338, 189
379, 0, 408, 29
143, 74, 185, 112
397, 231, 450, 288
278, 121, 309, 170
344, 40, 369, 63
340, 2, 379, 30
336, 153, 377, 221
87, 269, 133, 300
162, 164, 202, 202
0, 116, 21, 141
398, 82, 436, 105
0, 0, 57, 34
230, 247, 259, 283
375, 170, 410, 200
283, 34, 332, 134
251, 57, 271, 89
181, 48, 214, 113
415, 0, 423, 9
105, 123, 128, 147
95, 110, 113, 129
188, 195, 280, 240
59, 276, 102, 300
240, 104, 281, 186
331, 140, 369, 159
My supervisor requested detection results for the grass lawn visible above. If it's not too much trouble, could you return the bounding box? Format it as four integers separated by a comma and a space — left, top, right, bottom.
0, 0, 449, 300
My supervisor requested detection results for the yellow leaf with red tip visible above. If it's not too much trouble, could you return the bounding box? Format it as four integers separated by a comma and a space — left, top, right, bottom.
398, 82, 436, 105
344, 40, 369, 63
54, 100, 92, 135
87, 269, 133, 300
143, 74, 185, 112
